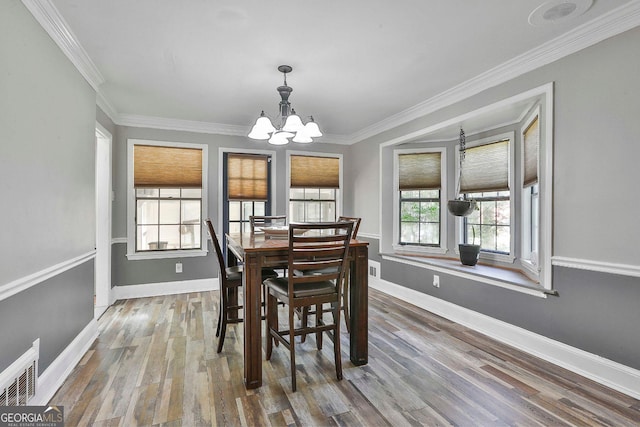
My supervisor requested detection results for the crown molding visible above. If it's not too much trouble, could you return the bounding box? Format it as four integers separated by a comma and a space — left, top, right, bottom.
349, 0, 640, 144
118, 114, 249, 136
21, 0, 105, 92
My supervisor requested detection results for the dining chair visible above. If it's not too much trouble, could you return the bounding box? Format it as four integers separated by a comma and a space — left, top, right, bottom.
249, 215, 287, 232
301, 216, 361, 337
204, 218, 278, 353
264, 221, 354, 392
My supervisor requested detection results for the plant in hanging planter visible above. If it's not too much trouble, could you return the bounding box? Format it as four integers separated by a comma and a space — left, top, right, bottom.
458, 225, 481, 266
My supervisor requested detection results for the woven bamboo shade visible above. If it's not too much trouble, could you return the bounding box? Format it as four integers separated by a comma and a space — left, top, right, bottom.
290, 155, 340, 188
227, 153, 269, 200
460, 139, 510, 193
523, 116, 539, 188
134, 145, 202, 188
398, 152, 441, 190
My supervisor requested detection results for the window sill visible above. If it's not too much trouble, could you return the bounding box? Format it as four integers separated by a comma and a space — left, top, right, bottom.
126, 249, 207, 261
381, 252, 555, 298
393, 244, 448, 255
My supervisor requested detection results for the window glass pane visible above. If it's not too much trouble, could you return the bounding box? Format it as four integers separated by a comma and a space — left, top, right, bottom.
304, 189, 320, 200
401, 223, 419, 244
242, 222, 252, 233
229, 222, 241, 234
137, 199, 158, 225
320, 202, 336, 221
319, 189, 335, 200
229, 201, 240, 221
160, 188, 180, 198
137, 188, 159, 198
496, 200, 510, 225
401, 202, 420, 222
254, 202, 265, 216
421, 223, 439, 245
138, 225, 159, 250
159, 225, 180, 249
181, 224, 200, 249
466, 224, 479, 245
290, 201, 305, 223
420, 189, 439, 199
290, 188, 305, 199
242, 201, 253, 220
181, 200, 201, 225
422, 202, 440, 223
401, 190, 420, 199
497, 226, 510, 253
306, 201, 321, 222
159, 200, 180, 224
182, 188, 201, 198
481, 225, 496, 251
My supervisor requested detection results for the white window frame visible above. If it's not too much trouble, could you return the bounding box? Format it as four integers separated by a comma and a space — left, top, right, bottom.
393, 147, 448, 255
454, 132, 515, 263
286, 151, 343, 222
520, 106, 541, 280
126, 139, 208, 260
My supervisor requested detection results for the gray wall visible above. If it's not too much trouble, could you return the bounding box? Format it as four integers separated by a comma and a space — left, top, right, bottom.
108, 126, 351, 286
350, 26, 640, 370
0, 0, 96, 372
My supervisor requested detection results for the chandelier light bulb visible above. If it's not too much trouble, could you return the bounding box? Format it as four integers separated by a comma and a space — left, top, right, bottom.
304, 117, 322, 138
268, 131, 294, 145
283, 109, 304, 132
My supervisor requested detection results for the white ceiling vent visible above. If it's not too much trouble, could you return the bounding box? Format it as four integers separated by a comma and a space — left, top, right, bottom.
528, 0, 593, 26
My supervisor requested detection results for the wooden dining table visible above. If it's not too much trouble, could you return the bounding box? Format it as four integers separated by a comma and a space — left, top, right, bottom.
225, 230, 369, 389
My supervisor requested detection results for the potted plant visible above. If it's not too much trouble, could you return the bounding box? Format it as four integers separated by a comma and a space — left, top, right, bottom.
458, 226, 480, 266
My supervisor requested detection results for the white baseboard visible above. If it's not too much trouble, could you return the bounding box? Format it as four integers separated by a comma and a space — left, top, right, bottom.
370, 277, 640, 400
111, 278, 219, 302
32, 319, 99, 405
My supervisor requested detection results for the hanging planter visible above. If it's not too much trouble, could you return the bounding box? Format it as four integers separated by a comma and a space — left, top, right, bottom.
448, 128, 477, 217
448, 127, 480, 265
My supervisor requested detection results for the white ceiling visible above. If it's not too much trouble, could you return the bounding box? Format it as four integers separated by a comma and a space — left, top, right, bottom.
43, 0, 636, 142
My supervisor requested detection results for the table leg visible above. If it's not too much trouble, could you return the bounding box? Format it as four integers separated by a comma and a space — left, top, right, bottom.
243, 252, 263, 389
349, 245, 368, 365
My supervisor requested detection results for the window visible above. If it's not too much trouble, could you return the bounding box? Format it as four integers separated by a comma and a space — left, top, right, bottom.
398, 151, 442, 246
394, 148, 447, 253
458, 135, 514, 261
288, 154, 341, 223
225, 153, 270, 234
127, 140, 208, 259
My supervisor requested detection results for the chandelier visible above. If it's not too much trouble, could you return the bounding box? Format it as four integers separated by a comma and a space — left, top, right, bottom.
248, 65, 322, 145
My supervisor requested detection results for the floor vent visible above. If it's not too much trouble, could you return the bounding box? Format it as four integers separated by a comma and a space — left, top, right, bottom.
0, 339, 39, 406
369, 260, 381, 279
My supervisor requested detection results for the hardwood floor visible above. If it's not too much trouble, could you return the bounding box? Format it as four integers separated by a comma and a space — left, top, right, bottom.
51, 289, 640, 426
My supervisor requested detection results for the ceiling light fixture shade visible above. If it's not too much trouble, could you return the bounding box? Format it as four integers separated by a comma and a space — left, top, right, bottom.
248, 65, 321, 145
304, 116, 322, 137
248, 111, 276, 139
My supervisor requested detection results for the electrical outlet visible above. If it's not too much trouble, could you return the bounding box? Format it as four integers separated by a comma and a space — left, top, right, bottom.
433, 274, 440, 288
175, 262, 183, 273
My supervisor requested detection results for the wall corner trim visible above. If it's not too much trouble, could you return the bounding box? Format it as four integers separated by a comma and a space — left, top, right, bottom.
370, 276, 640, 400
32, 319, 99, 405
0, 251, 96, 303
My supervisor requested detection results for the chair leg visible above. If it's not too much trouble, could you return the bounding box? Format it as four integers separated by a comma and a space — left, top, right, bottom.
333, 303, 343, 381
215, 293, 223, 338
217, 288, 228, 353
342, 276, 350, 333
300, 306, 309, 343
289, 306, 297, 392
266, 291, 276, 360
315, 303, 323, 350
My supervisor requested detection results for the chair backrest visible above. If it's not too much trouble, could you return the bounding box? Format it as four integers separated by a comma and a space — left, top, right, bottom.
204, 218, 226, 276
338, 216, 361, 239
249, 215, 287, 232
287, 222, 354, 297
